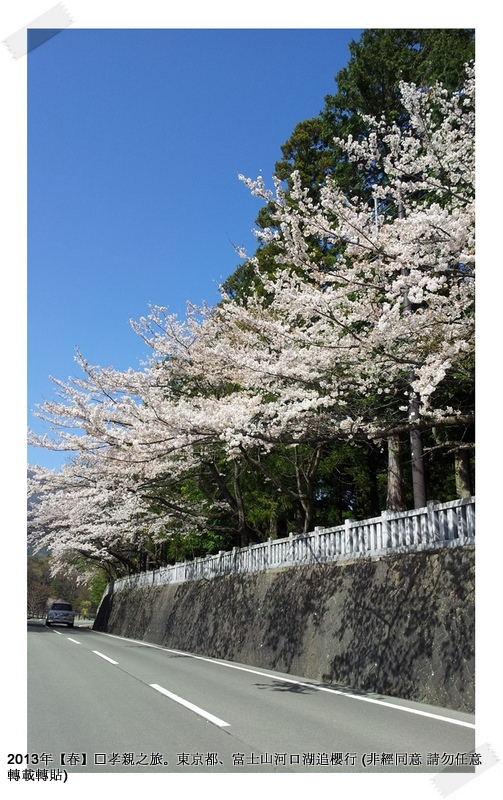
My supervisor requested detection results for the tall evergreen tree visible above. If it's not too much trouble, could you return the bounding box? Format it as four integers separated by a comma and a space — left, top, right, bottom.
223, 28, 475, 302
222, 29, 474, 510
275, 29, 475, 200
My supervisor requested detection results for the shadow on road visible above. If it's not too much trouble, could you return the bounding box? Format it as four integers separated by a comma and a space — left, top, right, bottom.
27, 619, 94, 632
254, 679, 316, 694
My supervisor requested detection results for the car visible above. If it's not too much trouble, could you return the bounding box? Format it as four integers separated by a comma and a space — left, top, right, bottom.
46, 601, 75, 628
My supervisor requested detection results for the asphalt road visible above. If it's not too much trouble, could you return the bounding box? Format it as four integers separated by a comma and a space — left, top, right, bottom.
27, 619, 476, 774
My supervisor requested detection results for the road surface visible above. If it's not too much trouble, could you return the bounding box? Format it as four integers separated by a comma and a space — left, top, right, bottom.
27, 620, 476, 774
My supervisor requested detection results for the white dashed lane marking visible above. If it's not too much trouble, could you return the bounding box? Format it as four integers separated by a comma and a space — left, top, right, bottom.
150, 683, 230, 728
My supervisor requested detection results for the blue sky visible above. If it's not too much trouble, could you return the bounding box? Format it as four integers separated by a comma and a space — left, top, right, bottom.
27, 27, 362, 470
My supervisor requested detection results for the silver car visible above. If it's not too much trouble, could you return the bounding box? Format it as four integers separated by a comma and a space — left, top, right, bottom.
46, 601, 75, 628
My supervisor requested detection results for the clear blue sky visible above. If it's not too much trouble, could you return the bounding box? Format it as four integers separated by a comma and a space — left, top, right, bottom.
27, 28, 362, 470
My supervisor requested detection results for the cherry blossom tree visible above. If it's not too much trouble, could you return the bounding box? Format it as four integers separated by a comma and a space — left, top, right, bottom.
28, 67, 474, 573
229, 65, 474, 508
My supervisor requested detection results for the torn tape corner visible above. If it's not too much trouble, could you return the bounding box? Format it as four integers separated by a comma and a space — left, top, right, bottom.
3, 3, 74, 60
431, 743, 500, 798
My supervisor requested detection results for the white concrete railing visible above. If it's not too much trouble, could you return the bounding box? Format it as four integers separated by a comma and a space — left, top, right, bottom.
105, 497, 474, 595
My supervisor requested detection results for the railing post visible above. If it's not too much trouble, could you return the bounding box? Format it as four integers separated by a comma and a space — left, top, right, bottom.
427, 500, 440, 543
466, 498, 475, 538
381, 510, 391, 549
344, 518, 352, 554
447, 506, 457, 540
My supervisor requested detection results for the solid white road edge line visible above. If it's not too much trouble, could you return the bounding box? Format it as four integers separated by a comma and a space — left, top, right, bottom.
150, 683, 230, 728
94, 631, 474, 730
195, 658, 477, 730
92, 650, 119, 665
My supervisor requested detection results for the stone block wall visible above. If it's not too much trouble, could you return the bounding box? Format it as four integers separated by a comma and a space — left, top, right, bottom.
94, 545, 474, 712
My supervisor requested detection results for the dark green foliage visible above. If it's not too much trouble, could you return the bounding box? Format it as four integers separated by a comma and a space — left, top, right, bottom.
87, 570, 109, 608
315, 442, 387, 525
276, 29, 475, 202
221, 239, 283, 304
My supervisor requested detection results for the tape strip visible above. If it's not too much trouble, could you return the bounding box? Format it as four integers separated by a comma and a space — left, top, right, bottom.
3, 3, 73, 60
431, 742, 500, 797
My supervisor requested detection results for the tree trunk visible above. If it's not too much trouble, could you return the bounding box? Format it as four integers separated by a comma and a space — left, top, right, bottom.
233, 460, 262, 547
294, 444, 322, 533
398, 196, 427, 510
208, 458, 262, 546
240, 444, 322, 536
409, 393, 427, 508
367, 445, 382, 516
455, 448, 472, 498
387, 434, 406, 511
269, 506, 278, 538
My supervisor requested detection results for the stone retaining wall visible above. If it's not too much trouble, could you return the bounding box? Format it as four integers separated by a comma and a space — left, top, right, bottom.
94, 546, 475, 712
